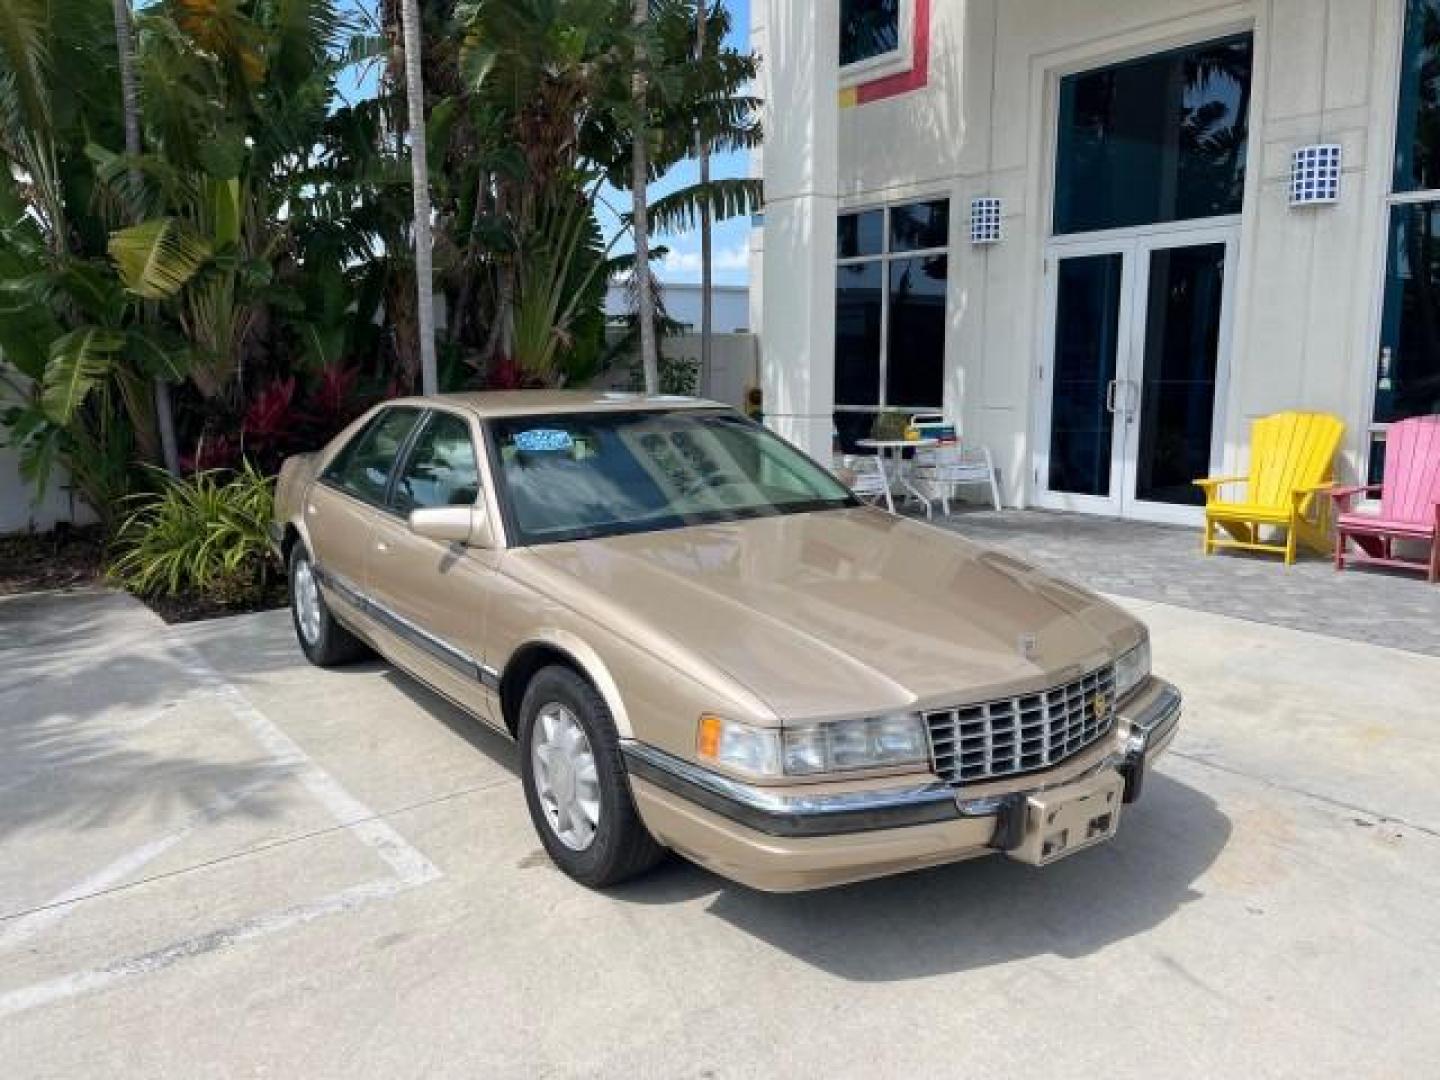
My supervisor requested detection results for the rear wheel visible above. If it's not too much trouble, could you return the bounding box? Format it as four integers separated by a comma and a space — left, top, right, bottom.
519, 665, 665, 887
288, 544, 368, 667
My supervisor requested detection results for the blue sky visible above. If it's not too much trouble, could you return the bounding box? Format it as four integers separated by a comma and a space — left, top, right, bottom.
338, 1, 754, 288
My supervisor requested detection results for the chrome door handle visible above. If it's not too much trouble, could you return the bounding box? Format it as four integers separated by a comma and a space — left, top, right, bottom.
375, 541, 390, 554
306, 503, 318, 517
1105, 379, 1119, 414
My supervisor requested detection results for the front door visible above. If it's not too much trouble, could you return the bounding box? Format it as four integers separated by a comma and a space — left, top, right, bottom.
307, 405, 426, 611
363, 408, 502, 725
1035, 227, 1235, 524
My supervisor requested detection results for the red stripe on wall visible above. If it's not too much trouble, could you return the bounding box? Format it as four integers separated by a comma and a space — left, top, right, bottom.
855, 0, 931, 104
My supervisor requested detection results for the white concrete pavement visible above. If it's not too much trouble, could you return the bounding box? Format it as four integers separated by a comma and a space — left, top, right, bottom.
1, 588, 1437, 1078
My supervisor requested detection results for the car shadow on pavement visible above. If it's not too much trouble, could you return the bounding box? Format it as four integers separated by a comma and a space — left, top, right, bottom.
614, 774, 1229, 981
380, 669, 521, 777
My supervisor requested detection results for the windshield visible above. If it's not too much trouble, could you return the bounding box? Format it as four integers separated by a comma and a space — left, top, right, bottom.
490, 409, 858, 544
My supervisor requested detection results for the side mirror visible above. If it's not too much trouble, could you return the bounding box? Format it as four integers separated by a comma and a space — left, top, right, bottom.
408, 506, 496, 549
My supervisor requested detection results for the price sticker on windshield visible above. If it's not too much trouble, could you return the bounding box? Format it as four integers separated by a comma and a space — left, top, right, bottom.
512, 429, 575, 453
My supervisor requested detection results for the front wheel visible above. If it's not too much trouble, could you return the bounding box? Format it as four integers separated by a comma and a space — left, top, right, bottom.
519, 665, 666, 888
288, 544, 369, 667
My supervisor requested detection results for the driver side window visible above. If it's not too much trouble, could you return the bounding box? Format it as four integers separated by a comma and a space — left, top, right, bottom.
390, 412, 481, 515
322, 407, 421, 506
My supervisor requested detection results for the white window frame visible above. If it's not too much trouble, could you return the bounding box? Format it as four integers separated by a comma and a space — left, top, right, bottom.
835, 198, 949, 416
838, 0, 915, 89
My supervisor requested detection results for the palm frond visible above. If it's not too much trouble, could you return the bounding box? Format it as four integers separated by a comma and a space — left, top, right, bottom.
0, 0, 49, 136
643, 177, 762, 235
109, 217, 213, 299
41, 325, 124, 423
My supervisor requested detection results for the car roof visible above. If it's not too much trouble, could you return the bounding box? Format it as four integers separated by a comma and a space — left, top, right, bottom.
387, 390, 730, 419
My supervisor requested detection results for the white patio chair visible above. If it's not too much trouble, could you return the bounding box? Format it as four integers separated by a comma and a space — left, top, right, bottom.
908, 412, 1002, 514
832, 427, 889, 506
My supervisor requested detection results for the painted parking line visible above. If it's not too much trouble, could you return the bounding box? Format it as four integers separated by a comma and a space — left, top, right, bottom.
0, 640, 441, 1020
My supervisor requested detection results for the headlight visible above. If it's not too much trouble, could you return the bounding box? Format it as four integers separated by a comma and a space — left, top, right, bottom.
1114, 638, 1151, 701
696, 714, 782, 778
697, 713, 929, 779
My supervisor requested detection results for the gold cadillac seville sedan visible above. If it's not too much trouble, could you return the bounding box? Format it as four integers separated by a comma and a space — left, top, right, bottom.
272, 391, 1181, 892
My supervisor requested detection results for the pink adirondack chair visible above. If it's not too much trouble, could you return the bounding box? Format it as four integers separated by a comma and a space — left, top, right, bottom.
1331, 415, 1440, 582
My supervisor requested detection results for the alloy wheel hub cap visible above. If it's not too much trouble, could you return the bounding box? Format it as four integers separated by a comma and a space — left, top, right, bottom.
532, 703, 601, 852
294, 560, 322, 645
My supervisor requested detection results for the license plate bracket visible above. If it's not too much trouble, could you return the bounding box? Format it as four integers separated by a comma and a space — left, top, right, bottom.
1006, 770, 1124, 866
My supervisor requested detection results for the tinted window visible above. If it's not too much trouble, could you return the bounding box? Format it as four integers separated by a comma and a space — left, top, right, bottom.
1048, 254, 1123, 497
834, 200, 949, 413
1376, 203, 1440, 425
1133, 243, 1226, 506
836, 261, 883, 406
323, 408, 421, 505
838, 210, 884, 258
1395, 0, 1440, 192
886, 254, 948, 408
890, 200, 949, 252
1054, 34, 1252, 234
840, 0, 899, 67
391, 412, 480, 514
491, 411, 855, 545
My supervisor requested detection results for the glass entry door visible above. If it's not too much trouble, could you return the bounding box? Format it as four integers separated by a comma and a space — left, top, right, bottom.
1036, 227, 1235, 523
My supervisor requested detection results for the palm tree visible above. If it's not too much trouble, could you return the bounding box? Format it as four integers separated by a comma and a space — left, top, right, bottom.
632, 0, 659, 395
634, 0, 761, 348
399, 0, 439, 394
110, 0, 180, 475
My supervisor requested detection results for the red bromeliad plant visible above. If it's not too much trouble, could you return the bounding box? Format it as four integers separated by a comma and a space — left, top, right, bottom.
310, 364, 362, 429
243, 378, 300, 447
228, 367, 369, 475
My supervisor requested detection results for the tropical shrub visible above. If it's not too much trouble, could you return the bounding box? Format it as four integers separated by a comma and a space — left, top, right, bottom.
109, 463, 276, 605
0, 0, 762, 547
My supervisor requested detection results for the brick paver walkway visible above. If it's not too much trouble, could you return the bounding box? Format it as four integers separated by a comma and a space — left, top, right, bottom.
931, 508, 1440, 657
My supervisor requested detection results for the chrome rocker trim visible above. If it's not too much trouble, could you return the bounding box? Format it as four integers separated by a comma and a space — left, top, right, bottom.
622, 681, 1183, 841
311, 564, 501, 690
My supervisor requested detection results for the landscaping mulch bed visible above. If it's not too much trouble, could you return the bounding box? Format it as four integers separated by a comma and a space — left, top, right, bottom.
0, 525, 105, 596
143, 576, 289, 625
1, 526, 287, 624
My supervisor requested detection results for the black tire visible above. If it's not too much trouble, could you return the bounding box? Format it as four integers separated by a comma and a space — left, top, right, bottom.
519, 665, 666, 888
288, 544, 369, 667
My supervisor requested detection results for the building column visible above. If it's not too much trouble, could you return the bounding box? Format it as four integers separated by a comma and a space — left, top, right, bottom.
760, 1, 839, 461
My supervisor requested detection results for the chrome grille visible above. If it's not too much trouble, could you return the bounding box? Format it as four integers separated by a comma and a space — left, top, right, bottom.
924, 665, 1117, 785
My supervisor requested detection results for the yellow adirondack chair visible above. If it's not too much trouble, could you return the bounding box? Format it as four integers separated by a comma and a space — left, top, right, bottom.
1194, 411, 1345, 565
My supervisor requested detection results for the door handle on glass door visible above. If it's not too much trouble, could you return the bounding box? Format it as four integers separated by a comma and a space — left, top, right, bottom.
1105, 379, 1119, 413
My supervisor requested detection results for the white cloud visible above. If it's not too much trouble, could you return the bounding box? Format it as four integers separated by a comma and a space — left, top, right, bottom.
715, 242, 751, 272
661, 248, 704, 275
660, 241, 749, 278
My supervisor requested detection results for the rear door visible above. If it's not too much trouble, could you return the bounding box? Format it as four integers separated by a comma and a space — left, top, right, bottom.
306, 406, 424, 618
365, 407, 502, 724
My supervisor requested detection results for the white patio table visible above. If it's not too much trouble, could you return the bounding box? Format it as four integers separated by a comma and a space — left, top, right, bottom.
854, 437, 939, 517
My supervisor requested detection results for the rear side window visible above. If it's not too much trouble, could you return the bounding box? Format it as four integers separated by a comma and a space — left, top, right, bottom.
390, 412, 480, 514
323, 408, 421, 505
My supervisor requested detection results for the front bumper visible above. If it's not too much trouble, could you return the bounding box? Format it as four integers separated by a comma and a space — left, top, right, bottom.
623, 678, 1181, 891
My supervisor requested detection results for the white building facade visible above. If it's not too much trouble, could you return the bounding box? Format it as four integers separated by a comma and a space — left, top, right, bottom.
753, 0, 1440, 522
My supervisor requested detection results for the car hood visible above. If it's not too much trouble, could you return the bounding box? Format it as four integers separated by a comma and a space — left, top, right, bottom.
522, 508, 1142, 720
